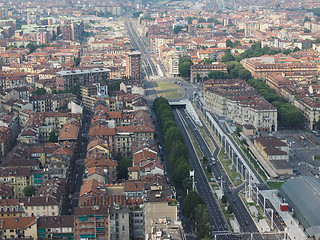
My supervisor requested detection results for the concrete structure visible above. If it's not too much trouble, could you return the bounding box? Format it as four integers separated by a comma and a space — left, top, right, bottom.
126, 51, 141, 81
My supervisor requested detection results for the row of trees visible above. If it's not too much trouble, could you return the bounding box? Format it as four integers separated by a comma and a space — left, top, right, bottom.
182, 191, 212, 239
153, 97, 192, 190
153, 97, 211, 239
185, 16, 220, 25
248, 79, 305, 128
222, 42, 300, 63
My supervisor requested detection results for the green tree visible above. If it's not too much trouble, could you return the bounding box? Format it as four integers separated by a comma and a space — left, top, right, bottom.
49, 131, 58, 143
33, 87, 47, 96
193, 204, 212, 238
304, 16, 311, 23
293, 47, 301, 52
200, 58, 215, 64
220, 52, 234, 62
238, 69, 252, 80
208, 71, 227, 79
169, 141, 188, 163
133, 11, 143, 18
182, 191, 205, 218
227, 205, 233, 214
118, 155, 132, 180
304, 28, 311, 33
221, 195, 227, 204
74, 57, 80, 66
26, 43, 38, 54
315, 120, 320, 130
172, 162, 191, 189
178, 58, 193, 78
235, 125, 242, 135
233, 40, 241, 48
70, 84, 81, 99
23, 185, 36, 196
153, 97, 169, 111
174, 25, 183, 34
283, 49, 292, 55
164, 126, 184, 147
226, 39, 233, 48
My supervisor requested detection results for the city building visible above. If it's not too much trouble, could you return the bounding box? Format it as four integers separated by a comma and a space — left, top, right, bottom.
126, 51, 141, 81
74, 205, 129, 240
56, 68, 110, 91
204, 79, 277, 131
0, 217, 37, 239
37, 215, 74, 239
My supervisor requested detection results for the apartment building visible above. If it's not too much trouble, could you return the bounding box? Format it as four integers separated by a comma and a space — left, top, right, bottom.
81, 83, 109, 112
0, 168, 32, 198
241, 57, 318, 80
204, 79, 277, 131
294, 97, 320, 130
56, 68, 110, 90
19, 196, 61, 217
37, 215, 74, 239
0, 71, 28, 89
74, 205, 129, 240
60, 18, 84, 41
126, 51, 141, 81
0, 199, 22, 218
0, 217, 37, 239
30, 93, 76, 112
5, 86, 30, 102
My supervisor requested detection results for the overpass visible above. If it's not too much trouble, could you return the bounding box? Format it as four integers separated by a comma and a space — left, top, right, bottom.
168, 100, 188, 108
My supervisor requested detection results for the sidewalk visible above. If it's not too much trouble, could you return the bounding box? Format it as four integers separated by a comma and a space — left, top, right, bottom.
260, 190, 307, 240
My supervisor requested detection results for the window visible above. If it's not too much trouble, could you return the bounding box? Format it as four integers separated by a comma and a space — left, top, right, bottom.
122, 226, 125, 231
51, 206, 54, 210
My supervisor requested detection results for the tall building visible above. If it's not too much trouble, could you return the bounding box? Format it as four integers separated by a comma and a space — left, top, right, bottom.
60, 18, 84, 41
126, 51, 141, 81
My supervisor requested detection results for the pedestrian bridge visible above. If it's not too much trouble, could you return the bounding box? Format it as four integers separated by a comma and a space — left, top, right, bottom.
168, 100, 188, 108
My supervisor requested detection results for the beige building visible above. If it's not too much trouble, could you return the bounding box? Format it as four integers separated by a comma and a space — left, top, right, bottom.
0, 168, 32, 198
294, 97, 320, 130
0, 217, 37, 239
144, 183, 177, 239
19, 196, 61, 217
204, 79, 277, 131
